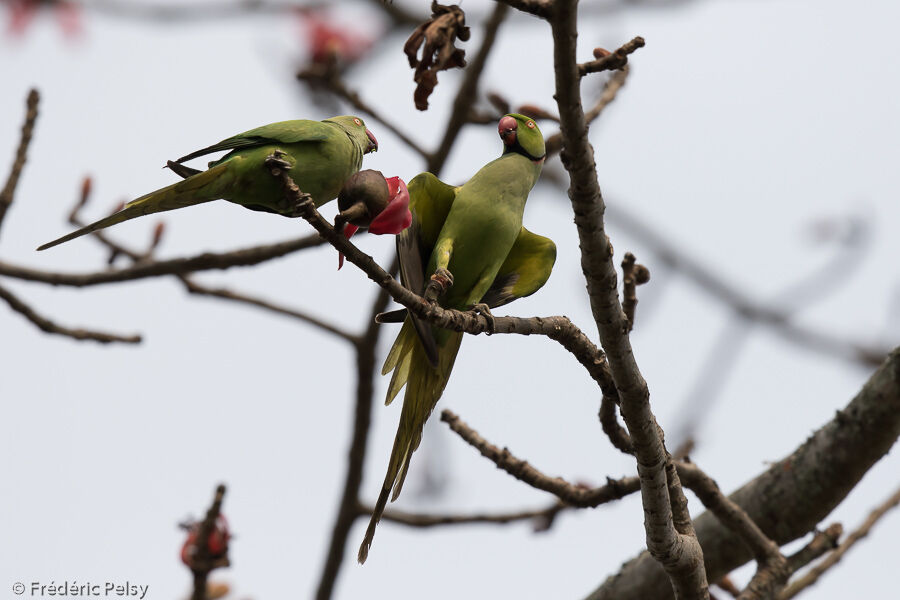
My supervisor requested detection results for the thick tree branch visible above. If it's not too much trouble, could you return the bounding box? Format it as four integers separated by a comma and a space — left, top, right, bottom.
587, 347, 900, 599
0, 89, 39, 238
550, 6, 706, 596
0, 282, 140, 344
442, 409, 641, 507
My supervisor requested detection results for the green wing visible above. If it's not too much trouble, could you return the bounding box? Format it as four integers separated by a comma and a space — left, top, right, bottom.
479, 227, 557, 308
392, 172, 458, 366
174, 119, 332, 164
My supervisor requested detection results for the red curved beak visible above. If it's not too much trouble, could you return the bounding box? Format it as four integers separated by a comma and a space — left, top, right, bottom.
365, 129, 378, 153
498, 115, 517, 146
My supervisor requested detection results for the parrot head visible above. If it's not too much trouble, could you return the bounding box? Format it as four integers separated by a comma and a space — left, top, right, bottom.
498, 113, 545, 163
327, 115, 378, 154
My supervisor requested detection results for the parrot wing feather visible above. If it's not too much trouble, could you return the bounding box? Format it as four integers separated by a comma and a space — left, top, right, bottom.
174, 120, 331, 164
394, 172, 459, 368
480, 227, 557, 308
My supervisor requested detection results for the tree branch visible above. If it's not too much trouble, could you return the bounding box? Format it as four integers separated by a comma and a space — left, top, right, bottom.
442, 409, 641, 508
374, 500, 567, 530
587, 347, 900, 599
4, 234, 326, 287
0, 282, 140, 344
549, 7, 706, 596
577, 37, 645, 76
0, 88, 39, 238
779, 485, 900, 599
181, 277, 358, 344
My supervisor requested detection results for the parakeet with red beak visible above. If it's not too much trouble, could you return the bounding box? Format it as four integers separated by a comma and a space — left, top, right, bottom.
358, 113, 556, 562
38, 116, 377, 250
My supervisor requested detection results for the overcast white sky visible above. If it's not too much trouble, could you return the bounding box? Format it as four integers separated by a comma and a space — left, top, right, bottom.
1, 1, 899, 599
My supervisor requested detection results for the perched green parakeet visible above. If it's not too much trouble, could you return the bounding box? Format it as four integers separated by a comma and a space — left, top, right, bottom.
358, 114, 556, 563
37, 116, 377, 250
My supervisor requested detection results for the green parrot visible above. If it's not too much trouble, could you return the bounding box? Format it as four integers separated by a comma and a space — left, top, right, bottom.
358, 114, 556, 563
37, 116, 377, 250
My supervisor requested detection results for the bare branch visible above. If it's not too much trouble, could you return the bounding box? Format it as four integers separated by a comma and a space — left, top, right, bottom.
442, 409, 640, 508
181, 277, 358, 344
549, 6, 706, 595
578, 37, 645, 76
780, 486, 900, 599
606, 203, 888, 367
587, 348, 900, 599
621, 251, 649, 332
0, 282, 140, 344
599, 394, 633, 454
296, 72, 430, 159
374, 500, 567, 529
3, 234, 326, 287
0, 89, 39, 237
546, 66, 632, 157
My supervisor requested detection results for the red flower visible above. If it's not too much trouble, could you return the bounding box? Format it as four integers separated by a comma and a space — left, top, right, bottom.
339, 176, 411, 269
300, 11, 372, 68
180, 514, 230, 569
6, 0, 81, 38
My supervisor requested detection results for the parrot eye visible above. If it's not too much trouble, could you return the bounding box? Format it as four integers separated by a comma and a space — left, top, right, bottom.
526, 120, 536, 129
354, 118, 362, 126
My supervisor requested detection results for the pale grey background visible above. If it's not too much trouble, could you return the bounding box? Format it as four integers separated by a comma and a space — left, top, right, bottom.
1, 1, 898, 598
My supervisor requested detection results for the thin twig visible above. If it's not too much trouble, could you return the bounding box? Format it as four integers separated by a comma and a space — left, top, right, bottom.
181, 277, 358, 344
441, 409, 641, 507
297, 72, 430, 159
374, 500, 567, 529
0, 89, 39, 237
0, 282, 141, 344
599, 394, 633, 454
5, 234, 327, 286
577, 37, 645, 76
779, 485, 900, 599
606, 202, 888, 367
545, 66, 631, 157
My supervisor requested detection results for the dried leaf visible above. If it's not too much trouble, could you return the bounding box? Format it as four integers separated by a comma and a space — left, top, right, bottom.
403, 1, 470, 111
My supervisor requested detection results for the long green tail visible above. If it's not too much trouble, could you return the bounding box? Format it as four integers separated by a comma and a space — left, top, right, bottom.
37, 162, 232, 251
358, 320, 463, 563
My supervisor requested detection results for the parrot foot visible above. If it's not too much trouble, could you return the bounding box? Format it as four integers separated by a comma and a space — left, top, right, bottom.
424, 268, 454, 302
469, 303, 495, 334
265, 150, 292, 173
